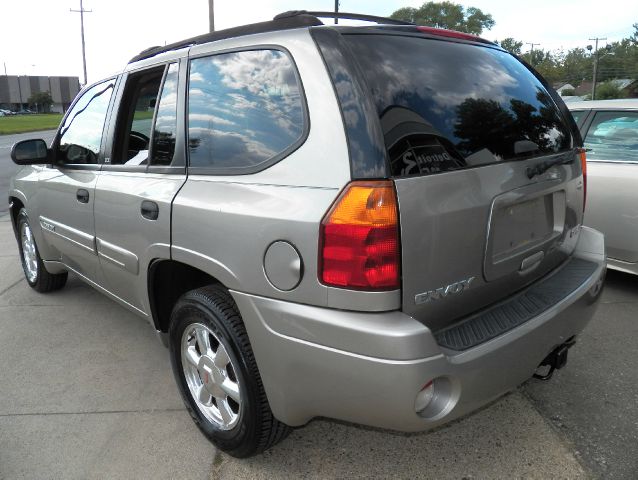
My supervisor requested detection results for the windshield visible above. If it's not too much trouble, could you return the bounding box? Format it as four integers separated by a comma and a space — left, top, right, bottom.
343, 34, 573, 177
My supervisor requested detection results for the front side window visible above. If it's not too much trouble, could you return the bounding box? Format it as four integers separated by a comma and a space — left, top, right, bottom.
57, 79, 115, 164
188, 49, 305, 172
584, 111, 638, 162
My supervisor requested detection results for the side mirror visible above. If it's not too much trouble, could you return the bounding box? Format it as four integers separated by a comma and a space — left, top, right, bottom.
10, 139, 51, 165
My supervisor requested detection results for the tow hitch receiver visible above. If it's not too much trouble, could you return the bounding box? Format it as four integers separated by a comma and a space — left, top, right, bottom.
533, 337, 576, 381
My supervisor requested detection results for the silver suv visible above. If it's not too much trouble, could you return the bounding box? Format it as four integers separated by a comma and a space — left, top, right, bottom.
8, 11, 606, 458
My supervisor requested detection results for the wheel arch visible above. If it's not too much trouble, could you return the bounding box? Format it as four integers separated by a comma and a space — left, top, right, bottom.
8, 195, 26, 239
148, 258, 228, 334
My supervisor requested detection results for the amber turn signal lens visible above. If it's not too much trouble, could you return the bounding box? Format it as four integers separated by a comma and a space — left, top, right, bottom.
320, 181, 400, 290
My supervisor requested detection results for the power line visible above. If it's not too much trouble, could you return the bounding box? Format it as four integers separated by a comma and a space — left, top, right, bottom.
70, 0, 92, 86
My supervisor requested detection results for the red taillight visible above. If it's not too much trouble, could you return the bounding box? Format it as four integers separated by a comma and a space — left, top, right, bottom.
320, 181, 400, 290
578, 148, 587, 211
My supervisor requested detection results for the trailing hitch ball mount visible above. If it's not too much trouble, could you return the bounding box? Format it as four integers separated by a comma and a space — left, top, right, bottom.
533, 337, 577, 381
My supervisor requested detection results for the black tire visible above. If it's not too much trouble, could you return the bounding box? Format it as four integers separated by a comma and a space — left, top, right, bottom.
168, 284, 290, 457
16, 209, 67, 293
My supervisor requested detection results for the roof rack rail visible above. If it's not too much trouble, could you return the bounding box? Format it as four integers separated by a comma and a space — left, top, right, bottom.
274, 10, 414, 26
129, 13, 322, 64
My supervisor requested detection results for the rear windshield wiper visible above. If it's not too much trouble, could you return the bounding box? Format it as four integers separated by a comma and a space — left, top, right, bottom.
526, 152, 575, 179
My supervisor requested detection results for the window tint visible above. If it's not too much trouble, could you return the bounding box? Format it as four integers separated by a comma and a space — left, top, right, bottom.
57, 79, 114, 164
343, 35, 573, 177
112, 67, 164, 166
188, 49, 304, 171
151, 63, 179, 166
570, 110, 585, 125
585, 111, 638, 162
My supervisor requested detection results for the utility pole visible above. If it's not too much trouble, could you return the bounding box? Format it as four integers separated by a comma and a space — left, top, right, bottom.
3, 62, 6, 76
589, 37, 607, 100
334, 0, 339, 24
70, 0, 92, 86
208, 0, 214, 32
526, 42, 540, 65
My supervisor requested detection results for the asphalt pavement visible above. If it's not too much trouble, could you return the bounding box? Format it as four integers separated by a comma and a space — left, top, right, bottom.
0, 130, 56, 215
0, 130, 636, 479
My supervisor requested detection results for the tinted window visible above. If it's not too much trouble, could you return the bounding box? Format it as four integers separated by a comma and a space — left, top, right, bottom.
343, 35, 573, 177
188, 49, 304, 171
570, 110, 585, 125
112, 67, 164, 166
57, 79, 114, 164
585, 111, 638, 162
151, 63, 179, 166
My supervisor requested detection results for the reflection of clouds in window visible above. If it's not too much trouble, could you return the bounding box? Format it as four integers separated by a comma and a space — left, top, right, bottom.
151, 63, 178, 165
59, 82, 113, 160
345, 35, 570, 166
188, 50, 304, 169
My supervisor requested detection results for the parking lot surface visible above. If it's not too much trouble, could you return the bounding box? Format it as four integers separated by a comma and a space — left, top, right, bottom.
0, 213, 635, 479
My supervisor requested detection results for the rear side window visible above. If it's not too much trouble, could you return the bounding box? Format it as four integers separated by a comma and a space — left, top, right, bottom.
343, 35, 573, 177
584, 111, 638, 162
187, 49, 305, 173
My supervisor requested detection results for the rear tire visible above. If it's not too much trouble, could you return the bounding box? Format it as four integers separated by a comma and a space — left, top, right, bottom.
16, 209, 67, 293
168, 284, 290, 457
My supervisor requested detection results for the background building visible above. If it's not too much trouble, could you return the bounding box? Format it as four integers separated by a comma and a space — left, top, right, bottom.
0, 75, 80, 113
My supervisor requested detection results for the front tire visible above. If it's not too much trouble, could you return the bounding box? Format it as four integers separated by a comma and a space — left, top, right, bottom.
16, 209, 67, 293
168, 285, 290, 457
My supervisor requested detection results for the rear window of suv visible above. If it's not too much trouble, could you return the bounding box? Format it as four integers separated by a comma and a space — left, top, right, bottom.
343, 34, 573, 177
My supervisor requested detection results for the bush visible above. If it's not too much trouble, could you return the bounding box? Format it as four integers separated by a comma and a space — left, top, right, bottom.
561, 88, 576, 96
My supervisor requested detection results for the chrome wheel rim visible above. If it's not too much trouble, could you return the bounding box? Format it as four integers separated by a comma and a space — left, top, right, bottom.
20, 222, 38, 283
181, 323, 241, 430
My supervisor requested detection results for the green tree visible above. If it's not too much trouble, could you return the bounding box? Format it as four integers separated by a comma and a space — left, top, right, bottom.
596, 81, 623, 100
27, 91, 54, 113
498, 37, 523, 55
390, 1, 495, 35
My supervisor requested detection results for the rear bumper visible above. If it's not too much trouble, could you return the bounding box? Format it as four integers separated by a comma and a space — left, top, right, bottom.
231, 227, 606, 431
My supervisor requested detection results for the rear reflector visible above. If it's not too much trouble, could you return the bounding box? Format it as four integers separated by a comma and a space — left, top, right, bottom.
578, 148, 587, 211
320, 181, 400, 290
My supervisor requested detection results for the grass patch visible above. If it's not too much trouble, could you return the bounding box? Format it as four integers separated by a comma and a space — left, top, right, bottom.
0, 114, 63, 135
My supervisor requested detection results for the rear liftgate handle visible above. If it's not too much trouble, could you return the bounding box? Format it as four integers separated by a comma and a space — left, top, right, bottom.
141, 200, 159, 220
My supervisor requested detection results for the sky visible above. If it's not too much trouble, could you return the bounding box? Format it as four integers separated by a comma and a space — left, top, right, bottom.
1, 0, 636, 84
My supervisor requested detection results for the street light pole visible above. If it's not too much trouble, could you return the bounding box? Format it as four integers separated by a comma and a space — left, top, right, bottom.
589, 37, 607, 100
209, 0, 215, 32
70, 0, 92, 86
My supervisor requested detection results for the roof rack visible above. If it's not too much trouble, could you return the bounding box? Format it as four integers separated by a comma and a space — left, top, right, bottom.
129, 10, 413, 64
129, 13, 322, 63
274, 10, 414, 26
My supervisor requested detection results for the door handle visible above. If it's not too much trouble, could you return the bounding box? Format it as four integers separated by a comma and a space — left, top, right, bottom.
76, 189, 89, 203
141, 200, 159, 220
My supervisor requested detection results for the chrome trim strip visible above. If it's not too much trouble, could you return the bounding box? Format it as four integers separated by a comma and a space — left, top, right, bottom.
39, 216, 97, 254
96, 237, 139, 274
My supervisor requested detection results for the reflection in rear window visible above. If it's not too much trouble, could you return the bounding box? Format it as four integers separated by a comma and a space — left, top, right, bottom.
344, 35, 573, 177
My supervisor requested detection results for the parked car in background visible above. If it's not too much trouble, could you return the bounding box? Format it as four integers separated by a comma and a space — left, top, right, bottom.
0, 109, 16, 115
8, 11, 605, 458
569, 99, 638, 275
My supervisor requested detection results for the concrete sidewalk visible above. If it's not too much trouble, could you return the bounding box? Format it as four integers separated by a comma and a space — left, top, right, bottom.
0, 214, 588, 479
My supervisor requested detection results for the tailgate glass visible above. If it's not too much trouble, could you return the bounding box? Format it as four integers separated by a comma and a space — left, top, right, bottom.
342, 34, 573, 177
